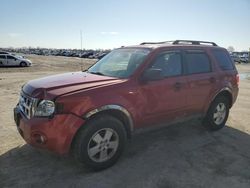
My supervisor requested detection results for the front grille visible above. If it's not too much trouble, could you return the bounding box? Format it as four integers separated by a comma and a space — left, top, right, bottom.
19, 92, 38, 119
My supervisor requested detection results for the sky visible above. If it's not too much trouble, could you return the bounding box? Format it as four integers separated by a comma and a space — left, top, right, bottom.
0, 0, 250, 51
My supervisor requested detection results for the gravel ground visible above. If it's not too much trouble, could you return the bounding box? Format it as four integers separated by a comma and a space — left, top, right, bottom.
0, 55, 250, 188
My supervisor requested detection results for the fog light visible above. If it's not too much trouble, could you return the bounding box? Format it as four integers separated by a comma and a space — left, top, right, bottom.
33, 133, 47, 144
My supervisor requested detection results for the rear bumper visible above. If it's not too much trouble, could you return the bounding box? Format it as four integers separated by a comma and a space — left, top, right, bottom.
231, 86, 239, 107
14, 106, 85, 155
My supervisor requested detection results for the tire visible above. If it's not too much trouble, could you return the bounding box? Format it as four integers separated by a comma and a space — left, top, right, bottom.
20, 62, 27, 67
72, 115, 127, 170
203, 96, 229, 131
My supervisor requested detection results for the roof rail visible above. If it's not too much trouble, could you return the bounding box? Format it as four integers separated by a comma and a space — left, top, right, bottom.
172, 40, 217, 46
140, 40, 218, 46
140, 41, 169, 45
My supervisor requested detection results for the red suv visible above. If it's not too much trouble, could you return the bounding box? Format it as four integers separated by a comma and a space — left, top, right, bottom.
14, 40, 239, 170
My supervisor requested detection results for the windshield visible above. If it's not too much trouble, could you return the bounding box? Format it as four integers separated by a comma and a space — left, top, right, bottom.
87, 48, 151, 78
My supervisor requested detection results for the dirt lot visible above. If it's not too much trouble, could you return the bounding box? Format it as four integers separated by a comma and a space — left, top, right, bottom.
0, 55, 250, 188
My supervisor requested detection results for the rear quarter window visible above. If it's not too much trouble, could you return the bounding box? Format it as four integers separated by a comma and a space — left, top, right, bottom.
212, 49, 234, 70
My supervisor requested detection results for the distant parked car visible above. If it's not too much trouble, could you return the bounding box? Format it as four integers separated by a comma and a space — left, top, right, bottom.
239, 56, 249, 63
0, 54, 32, 67
95, 52, 108, 60
231, 52, 249, 64
79, 52, 94, 58
230, 54, 240, 63
0, 51, 10, 54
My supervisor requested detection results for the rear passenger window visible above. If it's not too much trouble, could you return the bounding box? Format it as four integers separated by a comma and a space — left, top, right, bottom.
186, 52, 211, 74
0, 55, 6, 59
212, 50, 234, 70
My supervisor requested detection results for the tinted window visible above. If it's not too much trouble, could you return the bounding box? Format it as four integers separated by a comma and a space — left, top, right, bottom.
212, 50, 234, 70
0, 55, 6, 59
151, 51, 182, 77
7, 55, 15, 59
186, 52, 211, 74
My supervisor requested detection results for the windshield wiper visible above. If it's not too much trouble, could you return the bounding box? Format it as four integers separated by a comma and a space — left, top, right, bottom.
88, 71, 105, 76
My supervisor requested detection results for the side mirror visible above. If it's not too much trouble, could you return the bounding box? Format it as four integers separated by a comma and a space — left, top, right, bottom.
141, 68, 164, 82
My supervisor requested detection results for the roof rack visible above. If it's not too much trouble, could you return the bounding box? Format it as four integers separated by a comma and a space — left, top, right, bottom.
173, 40, 217, 46
140, 41, 169, 45
140, 40, 218, 46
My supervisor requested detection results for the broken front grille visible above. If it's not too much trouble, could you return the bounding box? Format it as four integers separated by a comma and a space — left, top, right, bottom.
19, 92, 37, 119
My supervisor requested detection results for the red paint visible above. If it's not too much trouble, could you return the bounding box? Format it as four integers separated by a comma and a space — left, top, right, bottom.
17, 113, 84, 154
15, 44, 239, 155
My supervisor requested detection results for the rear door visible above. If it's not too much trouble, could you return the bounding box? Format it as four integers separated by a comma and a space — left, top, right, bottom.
0, 55, 7, 66
140, 50, 188, 125
184, 49, 217, 115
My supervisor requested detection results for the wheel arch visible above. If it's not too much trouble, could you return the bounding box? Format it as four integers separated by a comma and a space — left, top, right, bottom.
20, 61, 27, 67
215, 89, 233, 107
83, 105, 134, 138
209, 88, 233, 111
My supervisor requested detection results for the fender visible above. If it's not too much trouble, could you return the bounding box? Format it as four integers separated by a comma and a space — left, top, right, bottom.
212, 87, 233, 103
83, 104, 134, 132
205, 87, 233, 113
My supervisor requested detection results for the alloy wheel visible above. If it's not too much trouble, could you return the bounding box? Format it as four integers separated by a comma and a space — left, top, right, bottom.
213, 103, 226, 125
87, 128, 119, 162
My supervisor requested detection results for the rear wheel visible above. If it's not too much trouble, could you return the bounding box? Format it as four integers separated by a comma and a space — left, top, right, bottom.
203, 96, 229, 131
20, 62, 27, 67
72, 115, 127, 170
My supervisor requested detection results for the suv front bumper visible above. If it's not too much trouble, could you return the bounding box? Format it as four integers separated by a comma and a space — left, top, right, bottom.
14, 106, 85, 155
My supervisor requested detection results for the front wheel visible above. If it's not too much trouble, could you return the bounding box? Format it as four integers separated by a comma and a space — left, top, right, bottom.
20, 62, 27, 67
203, 96, 229, 131
72, 115, 127, 170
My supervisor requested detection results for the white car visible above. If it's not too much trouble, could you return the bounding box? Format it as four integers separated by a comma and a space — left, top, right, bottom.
0, 54, 32, 67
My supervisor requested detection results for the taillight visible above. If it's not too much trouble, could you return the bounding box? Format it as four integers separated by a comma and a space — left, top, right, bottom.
236, 74, 239, 86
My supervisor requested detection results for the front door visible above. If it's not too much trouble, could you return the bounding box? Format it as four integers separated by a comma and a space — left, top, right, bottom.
140, 50, 188, 125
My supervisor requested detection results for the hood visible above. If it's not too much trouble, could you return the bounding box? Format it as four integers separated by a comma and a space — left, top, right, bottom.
19, 57, 31, 62
16, 55, 25, 59
22, 72, 123, 99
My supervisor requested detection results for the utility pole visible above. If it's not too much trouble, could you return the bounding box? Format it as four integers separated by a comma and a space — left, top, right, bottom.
80, 30, 83, 52
249, 48, 250, 63
80, 30, 83, 69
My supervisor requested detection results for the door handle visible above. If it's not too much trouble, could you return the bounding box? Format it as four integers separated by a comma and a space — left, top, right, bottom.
174, 82, 182, 89
209, 77, 216, 83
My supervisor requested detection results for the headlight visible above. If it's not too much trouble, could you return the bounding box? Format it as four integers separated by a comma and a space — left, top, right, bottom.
34, 100, 55, 117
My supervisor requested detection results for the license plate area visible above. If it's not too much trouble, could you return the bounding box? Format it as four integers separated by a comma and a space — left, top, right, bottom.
14, 107, 21, 126
14, 107, 25, 137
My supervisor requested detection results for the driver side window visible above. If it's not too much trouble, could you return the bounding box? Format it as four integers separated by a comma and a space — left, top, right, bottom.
151, 51, 182, 77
